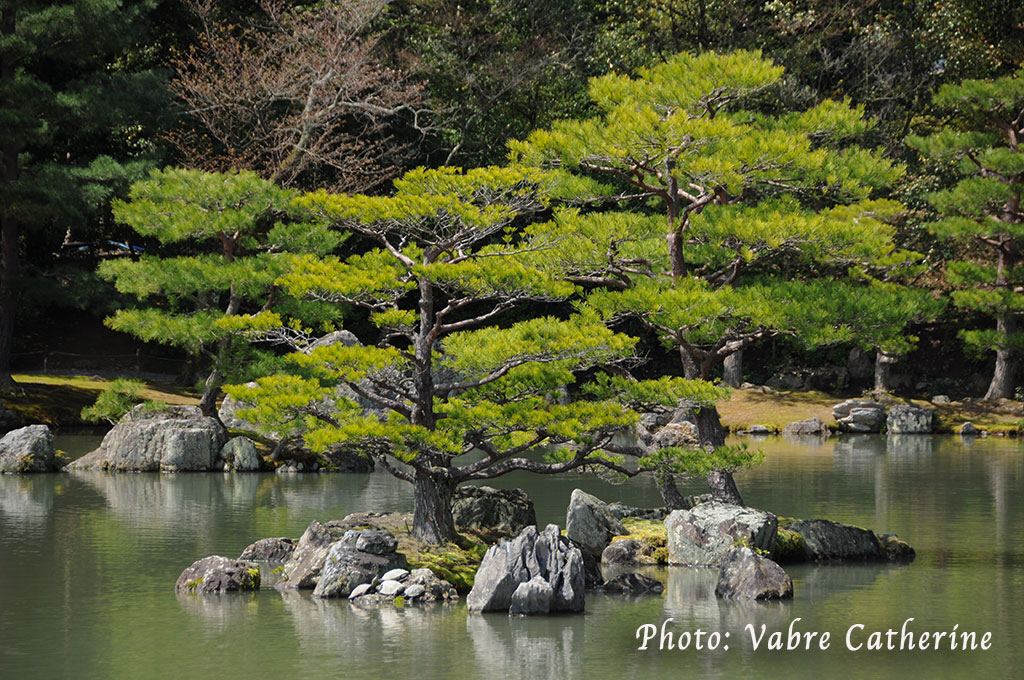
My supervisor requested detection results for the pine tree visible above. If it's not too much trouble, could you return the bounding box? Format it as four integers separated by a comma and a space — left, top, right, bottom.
101, 168, 345, 416
510, 50, 931, 382
0, 0, 172, 388
225, 166, 748, 545
908, 69, 1024, 399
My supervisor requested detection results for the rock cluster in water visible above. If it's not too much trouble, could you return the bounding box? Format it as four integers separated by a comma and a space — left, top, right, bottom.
175, 555, 261, 593
467, 524, 585, 615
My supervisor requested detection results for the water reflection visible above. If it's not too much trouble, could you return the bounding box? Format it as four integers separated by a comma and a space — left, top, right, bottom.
467, 614, 583, 680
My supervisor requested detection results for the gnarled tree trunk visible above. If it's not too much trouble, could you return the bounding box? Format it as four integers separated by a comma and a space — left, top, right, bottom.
412, 469, 458, 545
722, 350, 743, 388
657, 399, 745, 507
985, 316, 1018, 400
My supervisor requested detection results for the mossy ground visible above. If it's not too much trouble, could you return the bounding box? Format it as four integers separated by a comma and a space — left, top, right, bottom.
614, 518, 669, 564
717, 387, 1023, 435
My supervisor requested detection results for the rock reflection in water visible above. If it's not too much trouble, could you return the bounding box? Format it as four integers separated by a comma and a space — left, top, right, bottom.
176, 590, 261, 630
0, 475, 56, 528
466, 612, 583, 680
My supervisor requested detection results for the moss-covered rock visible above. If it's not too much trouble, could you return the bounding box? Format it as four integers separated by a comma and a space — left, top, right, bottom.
772, 528, 807, 564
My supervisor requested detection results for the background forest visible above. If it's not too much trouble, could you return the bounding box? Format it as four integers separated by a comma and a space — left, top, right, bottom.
2, 0, 1023, 406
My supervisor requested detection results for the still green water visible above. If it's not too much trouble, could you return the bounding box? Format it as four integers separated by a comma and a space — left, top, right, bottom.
1, 434, 1021, 680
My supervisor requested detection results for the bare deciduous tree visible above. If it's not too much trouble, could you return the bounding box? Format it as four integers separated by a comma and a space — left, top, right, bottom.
171, 0, 430, 192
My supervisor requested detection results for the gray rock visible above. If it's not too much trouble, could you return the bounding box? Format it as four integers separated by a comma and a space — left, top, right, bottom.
175, 555, 260, 593
349, 583, 373, 600
311, 537, 407, 599
381, 568, 409, 582
651, 421, 699, 448
747, 425, 771, 435
787, 519, 883, 561
404, 568, 458, 601
218, 382, 262, 433
781, 417, 830, 437
606, 503, 667, 520
886, 404, 934, 434
378, 580, 405, 597
0, 424, 60, 473
601, 539, 655, 565
452, 486, 537, 535
833, 399, 886, 433
305, 330, 360, 353
509, 575, 554, 615
931, 395, 951, 405
68, 404, 226, 472
599, 573, 664, 595
959, 422, 979, 436
221, 437, 263, 472
403, 584, 427, 600
879, 533, 916, 562
714, 547, 793, 600
665, 501, 778, 567
352, 530, 399, 556
565, 489, 627, 558
467, 524, 585, 614
277, 520, 353, 589
239, 537, 295, 562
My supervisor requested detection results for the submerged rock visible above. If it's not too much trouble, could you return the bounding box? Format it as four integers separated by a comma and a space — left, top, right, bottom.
175, 555, 260, 593
715, 548, 793, 600
599, 573, 664, 595
69, 405, 227, 472
959, 422, 979, 436
467, 524, 585, 614
665, 501, 777, 567
452, 486, 537, 535
879, 533, 916, 562
0, 424, 61, 473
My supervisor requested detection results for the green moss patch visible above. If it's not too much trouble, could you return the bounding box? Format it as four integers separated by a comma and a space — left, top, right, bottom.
613, 518, 669, 564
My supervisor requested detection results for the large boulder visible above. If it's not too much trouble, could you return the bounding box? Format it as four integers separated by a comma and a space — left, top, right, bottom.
565, 489, 626, 558
311, 530, 407, 599
467, 524, 585, 614
452, 486, 537, 535
781, 417, 830, 437
650, 421, 699, 448
714, 547, 793, 600
601, 539, 657, 565
69, 405, 227, 472
221, 437, 263, 472
665, 501, 778, 567
0, 424, 61, 473
787, 519, 883, 561
886, 404, 934, 434
239, 537, 296, 562
175, 555, 260, 593
833, 399, 886, 433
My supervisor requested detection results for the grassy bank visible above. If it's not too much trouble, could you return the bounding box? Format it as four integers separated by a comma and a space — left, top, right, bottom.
717, 387, 1023, 435
3, 374, 198, 429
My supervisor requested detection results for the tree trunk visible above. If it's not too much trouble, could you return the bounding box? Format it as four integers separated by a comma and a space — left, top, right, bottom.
679, 346, 701, 380
412, 469, 458, 545
199, 367, 223, 419
722, 350, 743, 387
874, 350, 898, 393
985, 316, 1018, 400
707, 468, 744, 505
656, 472, 689, 510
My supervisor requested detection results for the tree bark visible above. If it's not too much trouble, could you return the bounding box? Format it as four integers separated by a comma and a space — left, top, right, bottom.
873, 350, 898, 393
985, 315, 1018, 400
706, 468, 743, 505
656, 472, 689, 510
412, 469, 458, 545
722, 350, 743, 387
679, 346, 701, 380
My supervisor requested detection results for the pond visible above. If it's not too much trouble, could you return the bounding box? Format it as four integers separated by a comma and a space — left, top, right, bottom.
1, 434, 1021, 679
